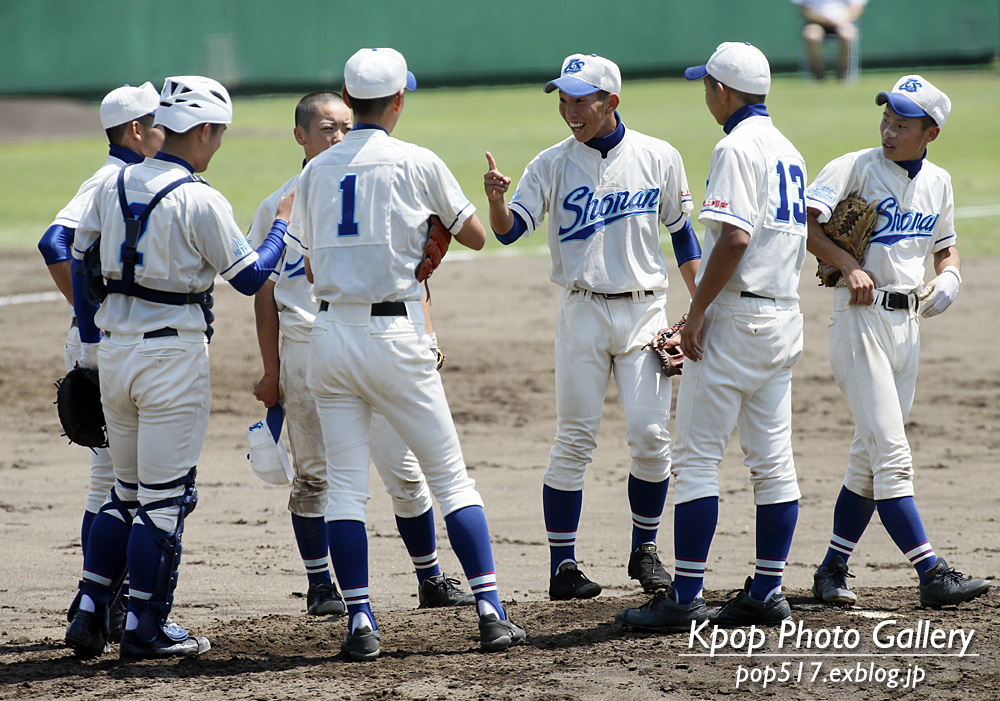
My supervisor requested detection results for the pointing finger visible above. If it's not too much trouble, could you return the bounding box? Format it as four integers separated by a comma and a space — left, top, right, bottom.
485, 151, 498, 172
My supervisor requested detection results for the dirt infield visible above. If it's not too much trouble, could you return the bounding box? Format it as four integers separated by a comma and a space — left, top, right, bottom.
1, 251, 997, 700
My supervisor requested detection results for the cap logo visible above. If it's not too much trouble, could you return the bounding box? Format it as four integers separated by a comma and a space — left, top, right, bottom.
899, 78, 922, 93
564, 58, 585, 74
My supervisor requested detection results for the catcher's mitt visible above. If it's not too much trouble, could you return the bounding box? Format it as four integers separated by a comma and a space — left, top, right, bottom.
648, 315, 686, 377
55, 366, 108, 448
816, 194, 879, 287
415, 215, 453, 283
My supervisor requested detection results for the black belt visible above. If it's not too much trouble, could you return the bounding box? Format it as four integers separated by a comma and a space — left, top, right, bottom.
105, 327, 179, 339
318, 301, 407, 316
877, 291, 915, 311
581, 290, 654, 299
741, 291, 775, 301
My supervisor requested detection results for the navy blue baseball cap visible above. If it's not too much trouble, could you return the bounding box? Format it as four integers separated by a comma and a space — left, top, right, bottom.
544, 54, 621, 96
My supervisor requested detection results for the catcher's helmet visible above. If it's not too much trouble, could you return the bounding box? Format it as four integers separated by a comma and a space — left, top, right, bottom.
155, 75, 232, 133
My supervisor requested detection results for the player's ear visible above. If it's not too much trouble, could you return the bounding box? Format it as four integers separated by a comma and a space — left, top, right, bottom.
293, 125, 307, 146
925, 125, 941, 143
342, 89, 353, 109
606, 93, 620, 113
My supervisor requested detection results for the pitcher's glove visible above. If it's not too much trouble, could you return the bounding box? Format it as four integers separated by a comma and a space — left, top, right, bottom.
648, 315, 686, 377
816, 194, 879, 287
415, 215, 453, 283
55, 366, 108, 448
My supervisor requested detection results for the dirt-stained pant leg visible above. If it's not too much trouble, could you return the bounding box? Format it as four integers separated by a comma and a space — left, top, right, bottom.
280, 339, 328, 518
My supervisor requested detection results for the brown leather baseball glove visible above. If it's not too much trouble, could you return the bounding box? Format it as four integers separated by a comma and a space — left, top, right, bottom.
648, 315, 686, 377
415, 215, 453, 283
816, 194, 879, 287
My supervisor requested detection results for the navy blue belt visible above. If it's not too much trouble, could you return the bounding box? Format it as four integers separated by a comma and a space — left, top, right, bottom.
318, 301, 407, 316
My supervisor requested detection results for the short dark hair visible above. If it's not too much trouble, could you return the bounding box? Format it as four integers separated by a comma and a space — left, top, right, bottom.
295, 91, 345, 129
105, 112, 155, 146
706, 75, 766, 107
344, 90, 397, 120
920, 115, 938, 130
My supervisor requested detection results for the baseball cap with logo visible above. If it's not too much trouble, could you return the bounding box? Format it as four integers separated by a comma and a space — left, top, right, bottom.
100, 82, 159, 130
544, 54, 622, 97
876, 75, 950, 127
684, 42, 771, 96
344, 48, 417, 100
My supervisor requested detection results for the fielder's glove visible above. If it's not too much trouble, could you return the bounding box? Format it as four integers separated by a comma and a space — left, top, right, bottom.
55, 365, 108, 448
816, 194, 880, 287
415, 215, 453, 283
916, 265, 961, 317
647, 315, 686, 377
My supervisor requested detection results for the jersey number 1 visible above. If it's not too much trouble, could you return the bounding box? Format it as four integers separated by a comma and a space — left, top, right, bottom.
338, 174, 359, 237
775, 160, 806, 226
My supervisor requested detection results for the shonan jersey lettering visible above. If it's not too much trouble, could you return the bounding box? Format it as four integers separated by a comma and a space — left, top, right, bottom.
558, 185, 660, 242
870, 196, 939, 245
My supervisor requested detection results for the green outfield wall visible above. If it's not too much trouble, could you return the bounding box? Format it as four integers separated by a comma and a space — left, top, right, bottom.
0, 0, 996, 95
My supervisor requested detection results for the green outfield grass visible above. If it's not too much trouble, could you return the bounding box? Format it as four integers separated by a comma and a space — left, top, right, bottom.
3, 68, 998, 256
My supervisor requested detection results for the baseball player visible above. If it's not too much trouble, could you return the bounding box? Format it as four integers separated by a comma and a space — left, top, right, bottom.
285, 48, 524, 660
64, 75, 293, 660
617, 42, 808, 631
806, 75, 989, 608
483, 53, 700, 600
250, 91, 473, 615
39, 82, 163, 640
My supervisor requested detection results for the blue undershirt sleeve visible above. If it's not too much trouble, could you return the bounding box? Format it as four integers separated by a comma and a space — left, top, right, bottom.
670, 219, 702, 267
70, 260, 101, 343
494, 211, 528, 246
229, 219, 288, 296
38, 225, 74, 265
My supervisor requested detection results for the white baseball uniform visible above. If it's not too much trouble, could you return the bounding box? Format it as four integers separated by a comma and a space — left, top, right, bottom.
806, 147, 956, 499
73, 155, 261, 532
249, 176, 432, 519
50, 152, 131, 512
286, 126, 484, 523
508, 127, 693, 490
671, 111, 807, 506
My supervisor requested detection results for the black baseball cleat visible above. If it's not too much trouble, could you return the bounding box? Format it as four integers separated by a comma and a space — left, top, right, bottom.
306, 581, 347, 616
65, 608, 110, 658
628, 543, 673, 592
479, 613, 526, 652
418, 573, 476, 608
341, 624, 381, 661
119, 623, 210, 660
812, 556, 857, 606
709, 577, 791, 627
615, 588, 708, 632
107, 594, 129, 643
548, 562, 602, 601
918, 558, 990, 608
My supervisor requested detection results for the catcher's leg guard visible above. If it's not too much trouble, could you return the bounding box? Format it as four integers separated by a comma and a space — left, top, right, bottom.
69, 481, 137, 620
129, 467, 198, 644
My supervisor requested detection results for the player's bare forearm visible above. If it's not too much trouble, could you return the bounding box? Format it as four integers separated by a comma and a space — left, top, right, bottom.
806, 210, 874, 304
47, 261, 74, 305
484, 151, 515, 235
933, 246, 960, 276
421, 295, 434, 335
681, 224, 748, 361
678, 258, 699, 298
253, 279, 281, 407
454, 214, 486, 250
304, 256, 313, 284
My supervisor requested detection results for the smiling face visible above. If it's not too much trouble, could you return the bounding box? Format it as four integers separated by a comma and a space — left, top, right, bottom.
558, 90, 618, 142
879, 106, 939, 162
